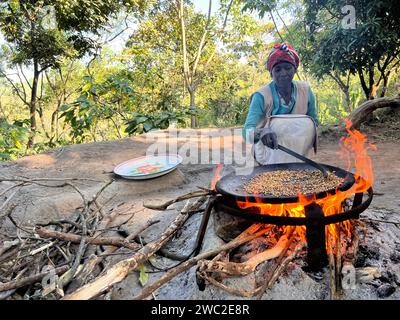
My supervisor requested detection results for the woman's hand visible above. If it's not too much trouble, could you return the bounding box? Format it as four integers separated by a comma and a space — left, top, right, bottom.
260, 127, 278, 149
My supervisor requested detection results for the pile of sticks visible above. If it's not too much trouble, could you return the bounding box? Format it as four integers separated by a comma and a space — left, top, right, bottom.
0, 177, 160, 300
0, 177, 364, 300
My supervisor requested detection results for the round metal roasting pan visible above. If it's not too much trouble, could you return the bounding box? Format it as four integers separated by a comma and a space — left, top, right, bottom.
215, 162, 355, 204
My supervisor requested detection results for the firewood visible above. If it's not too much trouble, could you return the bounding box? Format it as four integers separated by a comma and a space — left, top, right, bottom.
0, 189, 19, 216
341, 223, 362, 292
68, 219, 160, 292
0, 182, 24, 198
263, 242, 305, 290
209, 224, 265, 272
67, 204, 149, 291
0, 267, 27, 300
0, 265, 69, 292
143, 190, 212, 210
198, 271, 257, 298
256, 229, 296, 299
198, 235, 290, 276
343, 221, 363, 265
57, 180, 114, 289
327, 223, 340, 300
329, 252, 337, 300
0, 239, 20, 257
132, 227, 272, 300
62, 200, 195, 300
197, 242, 305, 299
35, 227, 140, 251
335, 223, 342, 296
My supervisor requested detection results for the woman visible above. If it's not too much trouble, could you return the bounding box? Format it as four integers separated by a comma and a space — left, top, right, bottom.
243, 43, 319, 165
214, 43, 320, 242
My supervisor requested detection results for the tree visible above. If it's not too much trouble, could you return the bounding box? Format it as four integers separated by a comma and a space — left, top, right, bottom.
242, 0, 400, 105
176, 0, 237, 128
302, 0, 400, 100
42, 60, 85, 144
123, 0, 253, 129
0, 0, 148, 148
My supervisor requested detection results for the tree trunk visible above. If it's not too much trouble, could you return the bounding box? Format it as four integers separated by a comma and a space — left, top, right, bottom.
189, 89, 197, 128
380, 71, 393, 98
369, 84, 378, 100
329, 72, 351, 112
51, 108, 58, 141
348, 95, 400, 129
38, 104, 50, 140
27, 61, 39, 149
381, 76, 389, 98
343, 87, 351, 112
357, 68, 378, 101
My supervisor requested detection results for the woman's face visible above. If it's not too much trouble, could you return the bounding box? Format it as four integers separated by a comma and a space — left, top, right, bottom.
271, 62, 296, 87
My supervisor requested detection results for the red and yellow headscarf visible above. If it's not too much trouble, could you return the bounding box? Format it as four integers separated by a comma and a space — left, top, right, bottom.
266, 42, 300, 72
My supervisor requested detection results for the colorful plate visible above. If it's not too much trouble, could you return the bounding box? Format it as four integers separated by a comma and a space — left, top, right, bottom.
113, 154, 183, 180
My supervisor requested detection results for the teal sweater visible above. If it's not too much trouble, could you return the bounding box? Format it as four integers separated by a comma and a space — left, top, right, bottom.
243, 81, 318, 143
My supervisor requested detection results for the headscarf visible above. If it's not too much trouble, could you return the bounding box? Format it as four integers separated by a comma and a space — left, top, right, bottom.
266, 42, 300, 72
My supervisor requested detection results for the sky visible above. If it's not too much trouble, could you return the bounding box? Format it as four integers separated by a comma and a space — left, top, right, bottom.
193, 0, 221, 15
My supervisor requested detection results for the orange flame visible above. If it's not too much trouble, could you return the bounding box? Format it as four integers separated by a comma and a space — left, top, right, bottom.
211, 164, 223, 191
237, 119, 375, 254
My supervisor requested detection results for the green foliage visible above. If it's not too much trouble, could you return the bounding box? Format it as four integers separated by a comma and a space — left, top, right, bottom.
302, 0, 400, 99
0, 118, 29, 160
0, 0, 150, 65
1, 1, 74, 69
125, 109, 195, 135
59, 74, 120, 143
53, 0, 149, 33
60, 68, 193, 139
242, 0, 278, 18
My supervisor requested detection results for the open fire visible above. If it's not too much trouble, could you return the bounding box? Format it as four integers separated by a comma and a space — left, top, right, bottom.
209, 119, 375, 269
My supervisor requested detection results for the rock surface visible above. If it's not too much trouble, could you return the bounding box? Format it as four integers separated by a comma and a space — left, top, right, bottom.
0, 128, 399, 300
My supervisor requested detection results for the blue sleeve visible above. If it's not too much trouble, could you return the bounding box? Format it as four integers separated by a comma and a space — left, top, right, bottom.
242, 92, 265, 143
307, 87, 319, 126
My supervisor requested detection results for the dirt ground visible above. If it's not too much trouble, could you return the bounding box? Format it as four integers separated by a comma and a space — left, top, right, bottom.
0, 114, 399, 300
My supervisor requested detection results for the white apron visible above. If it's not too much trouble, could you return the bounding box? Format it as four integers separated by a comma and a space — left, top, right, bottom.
252, 114, 318, 165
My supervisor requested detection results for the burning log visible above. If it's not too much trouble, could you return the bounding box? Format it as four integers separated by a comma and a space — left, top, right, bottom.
328, 252, 337, 300
262, 242, 305, 291
198, 235, 290, 276
328, 223, 344, 300
197, 241, 305, 298
335, 223, 343, 296
256, 229, 296, 299
204, 224, 266, 282
341, 221, 367, 291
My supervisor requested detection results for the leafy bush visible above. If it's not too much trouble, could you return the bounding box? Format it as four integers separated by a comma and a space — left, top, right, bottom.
0, 119, 29, 160
125, 109, 196, 135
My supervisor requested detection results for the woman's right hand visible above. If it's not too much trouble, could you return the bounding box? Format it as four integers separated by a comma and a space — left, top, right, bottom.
260, 127, 278, 149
